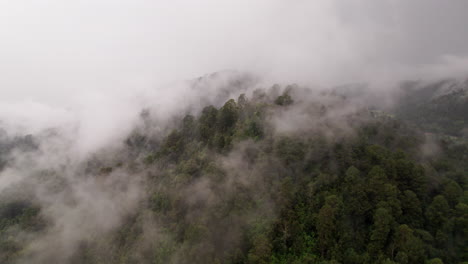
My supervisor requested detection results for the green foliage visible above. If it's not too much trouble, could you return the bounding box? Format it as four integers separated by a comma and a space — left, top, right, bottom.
275, 137, 306, 166
247, 234, 272, 264
150, 193, 171, 213
427, 258, 444, 264
368, 207, 394, 256
1, 88, 466, 264
401, 190, 423, 228
199, 105, 219, 144
274, 91, 293, 106
107, 91, 468, 263
0, 200, 43, 262
218, 99, 239, 133
317, 195, 341, 258
426, 195, 450, 232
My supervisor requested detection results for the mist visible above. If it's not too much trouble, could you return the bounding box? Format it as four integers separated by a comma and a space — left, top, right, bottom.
0, 0, 465, 151
0, 1, 467, 263
2, 1, 468, 98
1, 0, 467, 139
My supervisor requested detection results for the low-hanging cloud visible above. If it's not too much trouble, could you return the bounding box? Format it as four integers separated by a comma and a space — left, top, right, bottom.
2, 0, 467, 99
0, 2, 467, 262
1, 0, 467, 144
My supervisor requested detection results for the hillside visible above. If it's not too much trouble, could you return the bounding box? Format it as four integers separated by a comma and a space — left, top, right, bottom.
393, 79, 468, 137
0, 80, 466, 264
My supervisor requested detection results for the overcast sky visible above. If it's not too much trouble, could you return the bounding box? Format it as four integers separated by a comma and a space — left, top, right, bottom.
0, 0, 467, 149
1, 0, 467, 105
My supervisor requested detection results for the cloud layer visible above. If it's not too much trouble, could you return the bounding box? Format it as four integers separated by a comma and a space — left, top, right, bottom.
1, 0, 467, 103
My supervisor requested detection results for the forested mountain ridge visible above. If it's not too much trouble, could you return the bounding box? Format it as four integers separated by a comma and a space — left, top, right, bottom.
0, 77, 466, 264
393, 79, 468, 137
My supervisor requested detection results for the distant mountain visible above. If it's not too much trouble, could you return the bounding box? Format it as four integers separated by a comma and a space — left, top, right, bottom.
393, 79, 468, 137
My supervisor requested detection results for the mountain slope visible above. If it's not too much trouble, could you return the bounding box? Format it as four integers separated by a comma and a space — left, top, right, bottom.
0, 81, 466, 264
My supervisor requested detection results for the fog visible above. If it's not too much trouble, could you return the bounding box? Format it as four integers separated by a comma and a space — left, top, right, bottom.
0, 1, 467, 263
1, 0, 466, 147
2, 0, 468, 103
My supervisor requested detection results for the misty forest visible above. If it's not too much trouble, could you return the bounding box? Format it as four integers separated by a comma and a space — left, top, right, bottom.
1, 1, 468, 264
0, 73, 467, 264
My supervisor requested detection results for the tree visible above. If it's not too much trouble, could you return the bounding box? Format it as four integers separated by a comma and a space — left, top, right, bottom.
368, 166, 388, 203
426, 195, 450, 232
247, 234, 272, 264
317, 195, 341, 258
345, 166, 360, 182
275, 137, 306, 166
237, 93, 248, 109
453, 202, 468, 261
217, 99, 239, 133
182, 114, 196, 138
392, 224, 425, 264
199, 105, 219, 143
342, 166, 371, 248
274, 91, 293, 106
368, 207, 394, 256
427, 258, 444, 264
160, 129, 185, 160
394, 159, 426, 196
442, 180, 463, 206
400, 190, 423, 228
380, 184, 402, 219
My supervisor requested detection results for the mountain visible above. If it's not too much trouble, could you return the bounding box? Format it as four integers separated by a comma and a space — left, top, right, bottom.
0, 77, 466, 264
393, 79, 468, 137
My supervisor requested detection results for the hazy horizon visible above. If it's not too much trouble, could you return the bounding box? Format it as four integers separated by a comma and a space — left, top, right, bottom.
1, 0, 468, 106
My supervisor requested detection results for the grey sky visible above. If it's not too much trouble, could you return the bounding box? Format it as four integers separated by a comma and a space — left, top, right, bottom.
1, 0, 467, 105
0, 0, 467, 150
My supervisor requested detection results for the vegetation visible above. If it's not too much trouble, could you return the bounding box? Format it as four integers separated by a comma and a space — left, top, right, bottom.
0, 82, 466, 264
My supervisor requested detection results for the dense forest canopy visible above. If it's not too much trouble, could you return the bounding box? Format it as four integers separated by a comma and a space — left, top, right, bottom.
0, 75, 466, 264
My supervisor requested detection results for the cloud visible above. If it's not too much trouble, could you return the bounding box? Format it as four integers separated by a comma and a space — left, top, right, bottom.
0, 2, 466, 262
0, 0, 466, 141
1, 0, 467, 102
